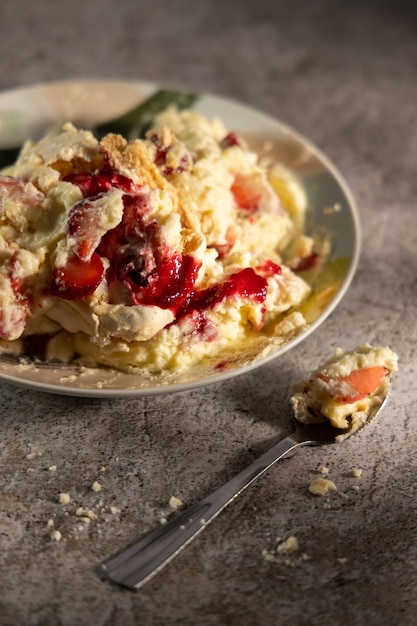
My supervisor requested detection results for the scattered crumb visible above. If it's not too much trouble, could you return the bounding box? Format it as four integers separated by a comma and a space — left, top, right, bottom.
160, 517, 168, 525
277, 536, 299, 554
59, 374, 77, 383
307, 465, 364, 500
26, 468, 35, 474
51, 530, 62, 542
40, 466, 123, 544
169, 495, 183, 510
262, 535, 303, 564
76, 507, 98, 521
26, 443, 43, 460
261, 548, 277, 563
59, 493, 71, 505
337, 557, 348, 564
309, 477, 337, 496
109, 506, 120, 515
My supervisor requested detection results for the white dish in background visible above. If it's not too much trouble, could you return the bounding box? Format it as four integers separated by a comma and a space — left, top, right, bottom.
0, 80, 360, 397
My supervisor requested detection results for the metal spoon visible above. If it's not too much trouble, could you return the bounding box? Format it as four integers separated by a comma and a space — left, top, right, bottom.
102, 379, 391, 590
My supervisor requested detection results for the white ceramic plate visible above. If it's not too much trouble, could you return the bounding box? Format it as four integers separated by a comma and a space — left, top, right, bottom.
0, 80, 360, 397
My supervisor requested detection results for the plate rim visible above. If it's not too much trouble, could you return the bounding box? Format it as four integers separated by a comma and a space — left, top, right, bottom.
0, 78, 361, 397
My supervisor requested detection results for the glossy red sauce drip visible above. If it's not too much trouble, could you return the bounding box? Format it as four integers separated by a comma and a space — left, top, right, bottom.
96, 192, 200, 312
179, 267, 267, 320
131, 253, 201, 311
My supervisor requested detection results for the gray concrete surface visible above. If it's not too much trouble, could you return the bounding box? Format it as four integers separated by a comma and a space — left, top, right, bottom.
0, 0, 416, 624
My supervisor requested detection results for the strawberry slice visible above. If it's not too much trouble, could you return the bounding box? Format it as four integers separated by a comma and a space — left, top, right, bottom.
319, 366, 388, 404
231, 172, 281, 215
67, 197, 110, 261
67, 192, 124, 262
231, 174, 262, 214
0, 303, 28, 341
67, 199, 101, 261
0, 175, 44, 211
51, 252, 104, 300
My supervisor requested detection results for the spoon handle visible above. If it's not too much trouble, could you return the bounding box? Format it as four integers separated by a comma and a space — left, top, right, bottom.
102, 433, 301, 590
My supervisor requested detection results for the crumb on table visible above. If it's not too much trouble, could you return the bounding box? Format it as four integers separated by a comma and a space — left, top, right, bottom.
308, 477, 337, 496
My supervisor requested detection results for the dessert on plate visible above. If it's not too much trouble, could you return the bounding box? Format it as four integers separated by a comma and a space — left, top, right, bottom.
0, 103, 317, 375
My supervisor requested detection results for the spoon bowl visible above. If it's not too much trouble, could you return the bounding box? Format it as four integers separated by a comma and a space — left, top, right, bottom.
102, 376, 391, 590
291, 386, 389, 445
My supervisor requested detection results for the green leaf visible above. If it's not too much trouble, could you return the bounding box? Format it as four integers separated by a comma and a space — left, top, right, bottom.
94, 89, 199, 140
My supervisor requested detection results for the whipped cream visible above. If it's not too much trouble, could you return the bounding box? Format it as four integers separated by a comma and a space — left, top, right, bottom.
0, 107, 315, 374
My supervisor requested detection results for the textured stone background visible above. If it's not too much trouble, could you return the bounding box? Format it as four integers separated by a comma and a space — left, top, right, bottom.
0, 1, 416, 625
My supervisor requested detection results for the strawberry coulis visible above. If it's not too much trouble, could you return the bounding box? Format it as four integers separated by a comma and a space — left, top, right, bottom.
61, 168, 273, 328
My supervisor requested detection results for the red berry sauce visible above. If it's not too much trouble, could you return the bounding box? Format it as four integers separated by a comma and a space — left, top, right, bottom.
255, 260, 281, 278
220, 132, 242, 149
62, 168, 271, 332
290, 251, 319, 272
178, 267, 268, 319
64, 169, 137, 196
147, 133, 190, 176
